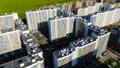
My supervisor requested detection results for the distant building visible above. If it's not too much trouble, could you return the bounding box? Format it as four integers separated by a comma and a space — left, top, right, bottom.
61, 2, 77, 12
81, 0, 95, 8
61, 0, 94, 13
77, 3, 102, 16
76, 1, 82, 9
91, 8, 120, 27
0, 13, 19, 30
87, 25, 111, 56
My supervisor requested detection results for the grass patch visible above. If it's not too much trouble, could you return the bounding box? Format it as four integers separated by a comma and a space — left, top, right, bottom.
112, 62, 120, 68
37, 41, 42, 46
96, 56, 101, 60
104, 58, 116, 65
97, 58, 119, 68
0, 0, 81, 19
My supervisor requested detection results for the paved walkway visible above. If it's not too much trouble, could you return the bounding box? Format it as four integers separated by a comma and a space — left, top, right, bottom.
93, 49, 120, 68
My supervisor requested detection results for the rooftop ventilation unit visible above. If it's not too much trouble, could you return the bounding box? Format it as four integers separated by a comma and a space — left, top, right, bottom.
20, 63, 25, 67
12, 28, 15, 31
32, 58, 36, 63
62, 53, 64, 57
0, 31, 2, 34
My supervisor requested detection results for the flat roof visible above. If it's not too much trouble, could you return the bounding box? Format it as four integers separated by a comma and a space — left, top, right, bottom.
70, 36, 96, 47
89, 25, 109, 36
30, 31, 48, 45
53, 46, 74, 58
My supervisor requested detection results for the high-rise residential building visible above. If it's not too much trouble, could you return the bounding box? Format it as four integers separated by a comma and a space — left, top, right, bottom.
53, 36, 97, 68
77, 3, 102, 16
101, 2, 109, 11
91, 8, 120, 27
83, 0, 94, 6
110, 8, 120, 24
26, 8, 58, 30
87, 6, 95, 15
110, 3, 117, 9
94, 3, 102, 12
48, 16, 76, 42
78, 8, 87, 16
0, 13, 19, 30
92, 12, 105, 27
0, 12, 45, 67
61, 3, 69, 11
96, 0, 115, 3
70, 36, 97, 65
0, 29, 22, 59
61, 0, 94, 13
53, 46, 75, 68
102, 10, 113, 26
53, 29, 110, 68
82, 0, 94, 8
76, 1, 82, 8
108, 26, 120, 53
61, 3, 76, 12
75, 17, 91, 38
87, 25, 111, 56
21, 33, 45, 68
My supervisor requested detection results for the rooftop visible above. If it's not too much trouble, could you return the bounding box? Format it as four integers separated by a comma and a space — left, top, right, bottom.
21, 33, 42, 51
15, 19, 28, 31
0, 28, 20, 34
51, 9, 75, 19
53, 46, 74, 58
30, 31, 48, 45
70, 36, 96, 47
89, 25, 109, 36
0, 19, 28, 34
0, 12, 17, 17
21, 32, 44, 58
26, 7, 59, 13
78, 16, 91, 23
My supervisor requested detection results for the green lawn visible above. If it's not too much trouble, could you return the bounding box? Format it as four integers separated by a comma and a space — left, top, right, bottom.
104, 58, 116, 65
103, 58, 120, 68
113, 62, 120, 68
0, 0, 81, 19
